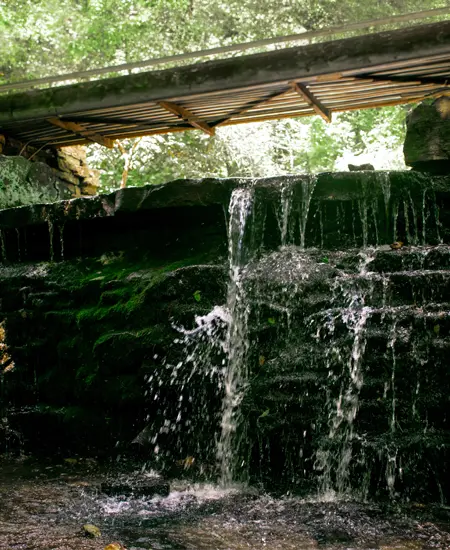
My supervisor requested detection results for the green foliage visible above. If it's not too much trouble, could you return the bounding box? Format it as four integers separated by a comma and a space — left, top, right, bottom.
193, 290, 202, 302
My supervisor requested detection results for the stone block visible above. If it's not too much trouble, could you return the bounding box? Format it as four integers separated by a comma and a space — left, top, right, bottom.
404, 96, 450, 174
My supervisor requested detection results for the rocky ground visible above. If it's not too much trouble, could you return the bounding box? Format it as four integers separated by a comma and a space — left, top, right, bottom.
1, 457, 449, 550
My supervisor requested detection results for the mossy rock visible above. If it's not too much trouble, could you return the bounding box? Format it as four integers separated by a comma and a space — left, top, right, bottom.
93, 326, 172, 371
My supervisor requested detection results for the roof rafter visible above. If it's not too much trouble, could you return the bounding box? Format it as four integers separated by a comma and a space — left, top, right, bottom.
214, 87, 296, 126
158, 101, 215, 135
292, 82, 332, 123
47, 118, 115, 148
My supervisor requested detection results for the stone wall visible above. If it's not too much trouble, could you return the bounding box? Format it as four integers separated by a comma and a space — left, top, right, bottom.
0, 135, 99, 209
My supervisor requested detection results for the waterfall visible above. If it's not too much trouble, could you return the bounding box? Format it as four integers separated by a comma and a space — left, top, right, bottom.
129, 173, 450, 500
150, 187, 256, 485
313, 251, 375, 498
299, 175, 316, 248
217, 187, 255, 485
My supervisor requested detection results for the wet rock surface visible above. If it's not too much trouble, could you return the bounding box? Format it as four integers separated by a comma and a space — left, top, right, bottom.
0, 458, 449, 550
1, 171, 450, 258
101, 479, 170, 498
1, 176, 450, 514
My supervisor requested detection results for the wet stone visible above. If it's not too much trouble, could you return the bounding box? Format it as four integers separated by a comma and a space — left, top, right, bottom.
83, 523, 102, 538
100, 479, 170, 498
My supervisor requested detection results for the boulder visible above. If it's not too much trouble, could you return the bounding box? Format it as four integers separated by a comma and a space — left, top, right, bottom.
404, 96, 450, 174
348, 163, 374, 171
0, 155, 71, 209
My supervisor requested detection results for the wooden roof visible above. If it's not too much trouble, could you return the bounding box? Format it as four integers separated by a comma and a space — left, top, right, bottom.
1, 20, 450, 148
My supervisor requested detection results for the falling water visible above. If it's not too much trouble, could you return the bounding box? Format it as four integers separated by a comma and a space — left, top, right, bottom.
314, 251, 375, 497
386, 320, 398, 497
277, 180, 294, 246
59, 223, 65, 260
158, 187, 256, 485
135, 174, 449, 500
422, 189, 427, 244
217, 187, 255, 485
299, 176, 317, 248
47, 219, 54, 262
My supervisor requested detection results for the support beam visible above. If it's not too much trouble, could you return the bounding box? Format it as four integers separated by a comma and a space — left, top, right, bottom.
3, 21, 450, 127
47, 118, 115, 148
214, 87, 293, 126
292, 82, 332, 123
158, 101, 215, 135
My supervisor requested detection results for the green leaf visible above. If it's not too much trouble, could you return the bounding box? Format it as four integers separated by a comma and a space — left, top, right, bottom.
193, 290, 201, 302
320, 256, 329, 263
258, 408, 270, 419
267, 317, 276, 326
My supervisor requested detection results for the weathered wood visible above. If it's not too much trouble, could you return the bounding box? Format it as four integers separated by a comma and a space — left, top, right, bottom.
292, 83, 332, 123
158, 101, 215, 135
1, 20, 450, 147
1, 21, 450, 126
215, 87, 293, 126
47, 118, 115, 148
2, 7, 449, 94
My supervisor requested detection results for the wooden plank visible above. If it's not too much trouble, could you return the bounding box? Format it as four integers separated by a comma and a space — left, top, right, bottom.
3, 21, 450, 126
315, 83, 436, 99
354, 73, 450, 86
214, 87, 293, 126
47, 118, 115, 148
331, 95, 426, 110
158, 101, 215, 135
292, 82, 332, 122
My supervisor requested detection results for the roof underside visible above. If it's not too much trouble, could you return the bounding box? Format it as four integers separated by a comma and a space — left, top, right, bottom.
2, 20, 450, 148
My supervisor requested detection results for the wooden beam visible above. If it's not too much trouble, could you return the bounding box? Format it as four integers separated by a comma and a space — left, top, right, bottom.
292, 82, 332, 123
2, 7, 450, 94
3, 21, 450, 126
214, 87, 293, 126
158, 101, 215, 135
47, 118, 115, 148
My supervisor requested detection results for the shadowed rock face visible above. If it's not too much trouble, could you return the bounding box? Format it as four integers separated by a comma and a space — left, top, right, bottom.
1, 173, 450, 502
404, 97, 450, 175
1, 171, 450, 261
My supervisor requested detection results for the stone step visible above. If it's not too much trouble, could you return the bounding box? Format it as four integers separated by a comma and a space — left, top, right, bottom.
370, 245, 450, 273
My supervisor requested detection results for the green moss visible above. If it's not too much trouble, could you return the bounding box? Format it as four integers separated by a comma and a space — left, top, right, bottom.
94, 325, 169, 351
47, 249, 216, 291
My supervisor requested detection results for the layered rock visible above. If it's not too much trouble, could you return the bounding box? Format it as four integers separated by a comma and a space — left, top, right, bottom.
0, 174, 449, 501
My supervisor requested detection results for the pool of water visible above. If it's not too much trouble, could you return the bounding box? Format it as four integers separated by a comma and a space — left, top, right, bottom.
1, 457, 449, 550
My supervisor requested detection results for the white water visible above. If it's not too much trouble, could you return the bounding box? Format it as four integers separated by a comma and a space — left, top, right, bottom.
217, 187, 255, 485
